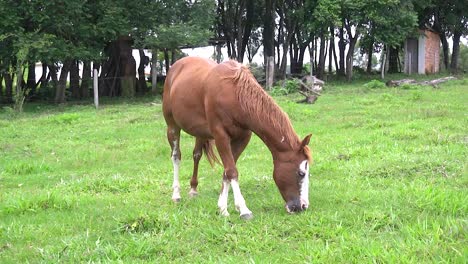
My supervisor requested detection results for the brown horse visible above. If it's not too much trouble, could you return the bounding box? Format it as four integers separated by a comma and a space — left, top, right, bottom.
162, 57, 312, 219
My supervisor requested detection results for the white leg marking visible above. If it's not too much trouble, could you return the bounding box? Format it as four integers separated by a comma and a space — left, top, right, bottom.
171, 140, 181, 202
230, 180, 252, 217
189, 188, 198, 197
217, 180, 230, 216
299, 160, 310, 209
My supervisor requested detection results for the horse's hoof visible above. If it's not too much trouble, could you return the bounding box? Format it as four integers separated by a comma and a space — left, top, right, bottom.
189, 190, 198, 198
172, 198, 181, 203
240, 213, 253, 220
219, 210, 229, 217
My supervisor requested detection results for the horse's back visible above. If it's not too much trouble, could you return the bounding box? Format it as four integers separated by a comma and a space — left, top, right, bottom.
163, 57, 217, 138
164, 57, 216, 95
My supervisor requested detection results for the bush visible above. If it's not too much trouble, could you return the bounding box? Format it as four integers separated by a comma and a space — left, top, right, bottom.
270, 79, 300, 96
364, 79, 386, 89
248, 63, 265, 83
270, 87, 289, 96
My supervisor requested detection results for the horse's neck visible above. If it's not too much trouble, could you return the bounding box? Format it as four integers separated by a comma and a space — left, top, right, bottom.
233, 70, 300, 157
246, 111, 299, 157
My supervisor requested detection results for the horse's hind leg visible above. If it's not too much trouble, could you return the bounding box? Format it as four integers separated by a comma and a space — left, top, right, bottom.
167, 125, 182, 202
189, 138, 204, 197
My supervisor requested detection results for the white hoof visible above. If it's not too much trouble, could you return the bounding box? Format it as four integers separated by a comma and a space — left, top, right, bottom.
219, 208, 230, 217
189, 189, 198, 198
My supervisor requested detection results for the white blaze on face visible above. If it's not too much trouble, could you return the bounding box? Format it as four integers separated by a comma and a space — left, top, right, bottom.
299, 160, 310, 209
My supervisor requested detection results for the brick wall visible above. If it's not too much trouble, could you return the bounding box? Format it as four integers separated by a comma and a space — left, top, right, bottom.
424, 30, 440, 74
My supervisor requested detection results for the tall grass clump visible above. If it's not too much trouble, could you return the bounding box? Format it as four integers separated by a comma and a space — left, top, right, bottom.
363, 79, 386, 89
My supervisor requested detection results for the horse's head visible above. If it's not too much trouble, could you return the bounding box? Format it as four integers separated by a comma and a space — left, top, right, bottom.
273, 134, 312, 213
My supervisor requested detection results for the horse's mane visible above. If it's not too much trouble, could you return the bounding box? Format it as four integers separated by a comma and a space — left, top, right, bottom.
220, 60, 299, 148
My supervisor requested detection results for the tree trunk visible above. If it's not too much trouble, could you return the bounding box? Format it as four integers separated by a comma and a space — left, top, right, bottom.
171, 49, 177, 65
279, 25, 295, 79
388, 47, 399, 73
100, 36, 136, 97
39, 62, 49, 91
26, 62, 36, 95
366, 40, 373, 73
101, 40, 121, 96
433, 11, 449, 70
15, 61, 25, 112
265, 56, 275, 90
240, 0, 255, 62
450, 31, 461, 73
308, 43, 314, 76
48, 64, 58, 94
70, 60, 80, 99
297, 43, 308, 75
137, 49, 148, 95
345, 35, 358, 81
120, 41, 136, 97
151, 49, 158, 94
236, 0, 246, 62
263, 0, 276, 89
0, 74, 3, 98
3, 72, 13, 103
317, 33, 326, 80
381, 45, 387, 79
313, 37, 318, 71
328, 27, 334, 73
164, 49, 170, 75
55, 60, 71, 104
338, 24, 346, 76
80, 61, 91, 98
215, 45, 222, 63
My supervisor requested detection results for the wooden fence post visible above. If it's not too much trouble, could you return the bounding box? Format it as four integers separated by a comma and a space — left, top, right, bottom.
93, 68, 99, 109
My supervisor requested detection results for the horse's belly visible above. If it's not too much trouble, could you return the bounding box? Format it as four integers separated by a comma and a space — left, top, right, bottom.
172, 111, 213, 139
181, 120, 212, 138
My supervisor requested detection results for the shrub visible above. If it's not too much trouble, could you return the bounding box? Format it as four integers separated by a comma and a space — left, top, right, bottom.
400, 83, 418, 90
270, 87, 288, 96
270, 79, 300, 96
364, 79, 386, 89
248, 63, 265, 83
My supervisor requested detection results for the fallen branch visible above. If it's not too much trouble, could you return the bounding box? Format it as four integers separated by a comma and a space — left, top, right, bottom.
421, 76, 457, 86
386, 76, 457, 88
297, 79, 322, 96
298, 91, 318, 104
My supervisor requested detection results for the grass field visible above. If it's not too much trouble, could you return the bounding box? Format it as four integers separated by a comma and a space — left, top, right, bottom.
0, 77, 467, 263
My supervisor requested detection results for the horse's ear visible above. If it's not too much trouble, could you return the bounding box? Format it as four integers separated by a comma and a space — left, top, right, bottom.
300, 134, 312, 148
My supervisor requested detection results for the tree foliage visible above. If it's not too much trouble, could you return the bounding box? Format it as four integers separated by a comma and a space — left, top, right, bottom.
0, 0, 464, 105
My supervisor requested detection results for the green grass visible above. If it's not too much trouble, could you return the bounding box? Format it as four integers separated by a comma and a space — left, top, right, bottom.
0, 78, 467, 263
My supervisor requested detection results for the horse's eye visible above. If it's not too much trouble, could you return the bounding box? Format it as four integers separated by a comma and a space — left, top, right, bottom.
298, 171, 305, 177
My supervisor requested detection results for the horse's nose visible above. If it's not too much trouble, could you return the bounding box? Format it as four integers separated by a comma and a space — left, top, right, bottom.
285, 198, 304, 213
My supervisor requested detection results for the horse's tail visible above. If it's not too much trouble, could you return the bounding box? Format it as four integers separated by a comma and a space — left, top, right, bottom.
203, 140, 221, 167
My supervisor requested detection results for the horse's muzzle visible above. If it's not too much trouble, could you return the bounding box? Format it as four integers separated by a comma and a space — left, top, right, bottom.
285, 198, 308, 213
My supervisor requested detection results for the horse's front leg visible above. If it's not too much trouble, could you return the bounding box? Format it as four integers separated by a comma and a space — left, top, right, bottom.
214, 130, 253, 220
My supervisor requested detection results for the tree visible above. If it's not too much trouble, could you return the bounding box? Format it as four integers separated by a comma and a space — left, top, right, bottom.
246, 28, 262, 63
276, 0, 301, 79
442, 0, 468, 73
370, 1, 417, 76
146, 0, 215, 67
263, 0, 277, 89
459, 43, 468, 72
416, 0, 467, 73
216, 0, 262, 62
